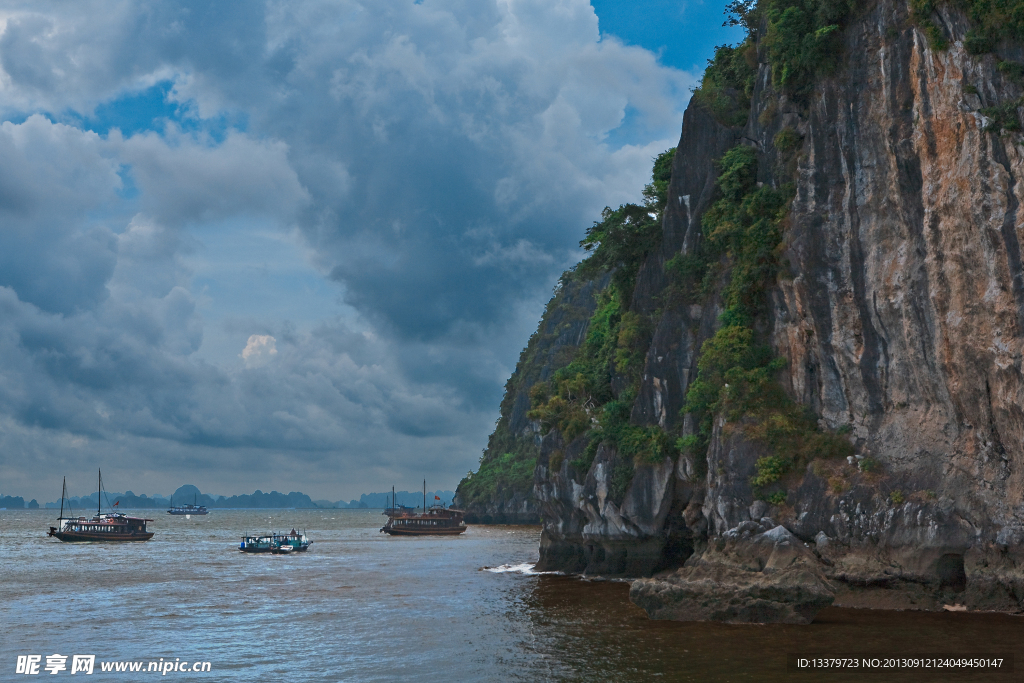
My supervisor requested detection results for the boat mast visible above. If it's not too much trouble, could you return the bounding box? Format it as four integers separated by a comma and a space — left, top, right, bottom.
59, 476, 65, 520
97, 469, 102, 517
423, 479, 426, 511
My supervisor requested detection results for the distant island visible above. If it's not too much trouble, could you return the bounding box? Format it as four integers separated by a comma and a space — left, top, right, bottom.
0, 495, 40, 509
0, 484, 454, 510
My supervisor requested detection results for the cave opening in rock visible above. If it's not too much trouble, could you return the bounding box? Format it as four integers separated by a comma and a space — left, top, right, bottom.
660, 534, 693, 571
936, 553, 967, 593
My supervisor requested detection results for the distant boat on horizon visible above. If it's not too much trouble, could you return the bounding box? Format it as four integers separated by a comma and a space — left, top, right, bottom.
47, 471, 154, 543
167, 493, 208, 516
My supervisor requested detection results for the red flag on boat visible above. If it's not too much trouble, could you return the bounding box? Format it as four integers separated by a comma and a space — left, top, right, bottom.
114, 501, 119, 507
434, 496, 440, 500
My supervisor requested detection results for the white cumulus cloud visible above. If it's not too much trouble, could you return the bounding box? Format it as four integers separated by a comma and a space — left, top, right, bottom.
240, 334, 278, 368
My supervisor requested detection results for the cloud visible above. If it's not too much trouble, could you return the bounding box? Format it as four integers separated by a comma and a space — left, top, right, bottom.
240, 334, 278, 368
0, 0, 693, 500
0, 116, 121, 314
114, 129, 310, 227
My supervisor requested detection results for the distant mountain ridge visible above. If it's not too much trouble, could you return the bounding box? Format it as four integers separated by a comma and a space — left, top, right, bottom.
3, 484, 458, 510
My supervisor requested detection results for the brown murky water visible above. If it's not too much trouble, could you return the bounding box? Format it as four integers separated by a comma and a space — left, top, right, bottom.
1, 509, 1021, 681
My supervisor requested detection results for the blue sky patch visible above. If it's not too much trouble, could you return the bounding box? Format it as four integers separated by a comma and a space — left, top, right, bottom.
115, 164, 139, 201
592, 0, 743, 72
49, 80, 249, 142
88, 81, 182, 137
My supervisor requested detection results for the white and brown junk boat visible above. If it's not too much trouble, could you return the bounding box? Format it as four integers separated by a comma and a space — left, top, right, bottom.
380, 481, 466, 536
47, 472, 154, 543
167, 493, 208, 516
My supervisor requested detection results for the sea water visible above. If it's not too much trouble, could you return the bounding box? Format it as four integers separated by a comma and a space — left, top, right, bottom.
1, 509, 1022, 681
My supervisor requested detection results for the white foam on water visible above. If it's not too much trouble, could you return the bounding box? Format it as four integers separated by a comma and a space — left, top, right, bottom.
481, 563, 561, 575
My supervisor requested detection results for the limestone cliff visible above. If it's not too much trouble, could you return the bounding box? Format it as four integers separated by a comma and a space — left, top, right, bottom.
455, 274, 607, 523
530, 0, 1024, 621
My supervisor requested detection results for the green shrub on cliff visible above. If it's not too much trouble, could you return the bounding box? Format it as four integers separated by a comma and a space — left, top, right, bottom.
926, 0, 1024, 53
528, 285, 675, 473
457, 270, 604, 510
981, 97, 1024, 131
665, 251, 715, 305
763, 1, 852, 94
527, 377, 593, 443
459, 450, 538, 508
717, 0, 855, 101
577, 204, 661, 308
615, 311, 653, 376
752, 455, 788, 487
680, 143, 853, 497
964, 0, 1024, 45
597, 389, 680, 466
644, 147, 676, 210
911, 1, 1024, 54
691, 42, 758, 127
529, 148, 676, 451
911, 1, 950, 49
721, 0, 1024, 101
526, 149, 681, 488
577, 148, 676, 306
773, 127, 801, 153
527, 286, 621, 440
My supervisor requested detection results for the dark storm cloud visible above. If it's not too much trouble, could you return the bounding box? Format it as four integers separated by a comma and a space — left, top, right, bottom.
0, 118, 120, 314
0, 0, 693, 500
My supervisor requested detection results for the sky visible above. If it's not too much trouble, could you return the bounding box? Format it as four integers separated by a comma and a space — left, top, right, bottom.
0, 0, 742, 502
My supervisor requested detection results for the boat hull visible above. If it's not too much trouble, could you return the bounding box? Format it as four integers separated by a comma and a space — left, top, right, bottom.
48, 530, 153, 542
381, 526, 466, 536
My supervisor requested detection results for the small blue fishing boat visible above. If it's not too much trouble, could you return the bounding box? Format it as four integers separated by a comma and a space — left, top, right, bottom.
239, 529, 311, 553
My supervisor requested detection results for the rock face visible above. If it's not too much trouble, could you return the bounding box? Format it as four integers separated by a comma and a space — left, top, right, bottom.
630, 524, 835, 624
531, 0, 1024, 620
534, 435, 683, 575
461, 492, 539, 525
532, 97, 739, 578
759, 0, 1024, 615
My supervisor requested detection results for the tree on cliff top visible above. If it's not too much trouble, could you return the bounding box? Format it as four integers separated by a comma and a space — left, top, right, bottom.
577, 147, 674, 307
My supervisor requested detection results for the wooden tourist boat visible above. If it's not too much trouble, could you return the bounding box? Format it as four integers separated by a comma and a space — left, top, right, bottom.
380, 482, 466, 536
47, 472, 154, 542
167, 494, 208, 516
